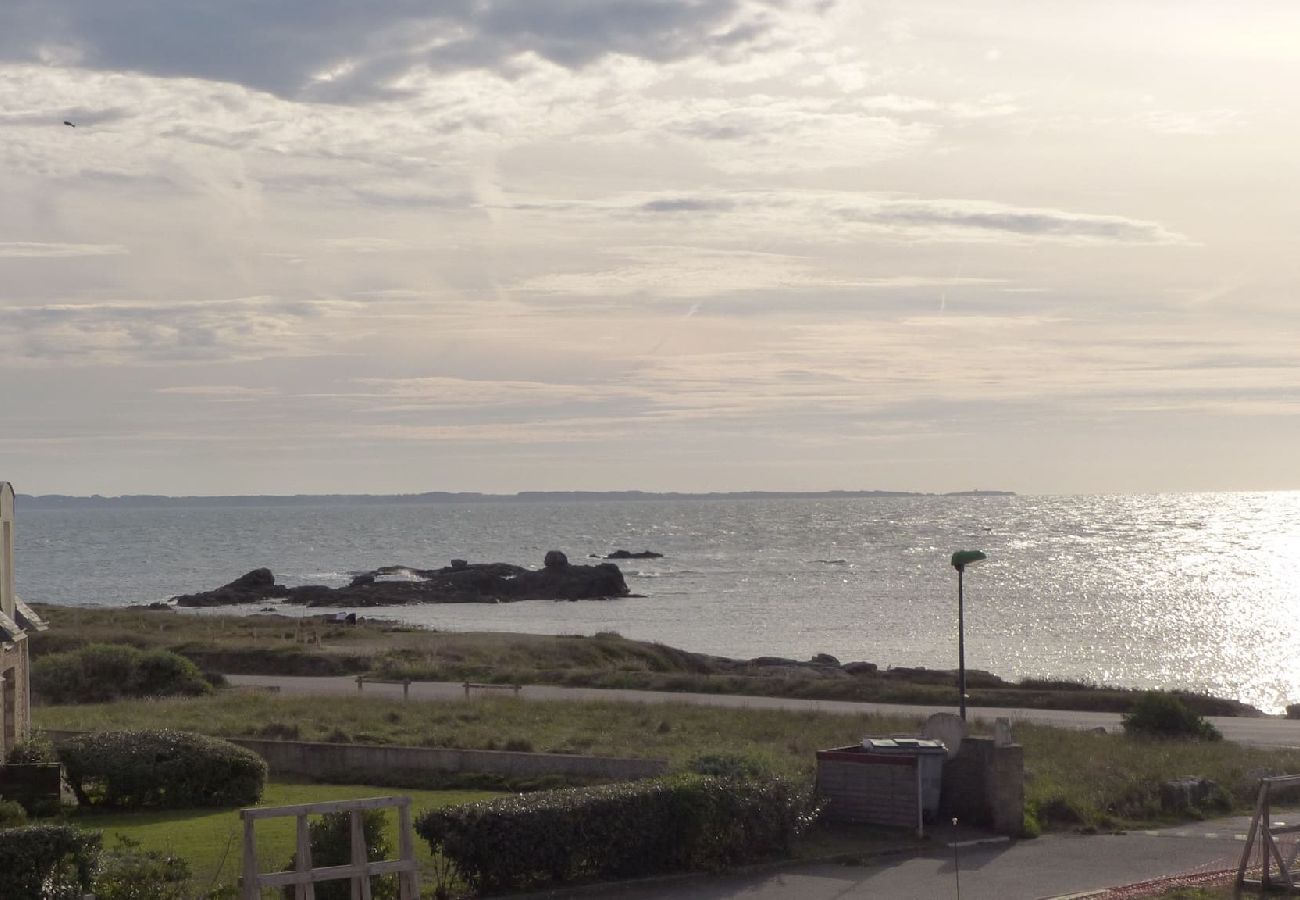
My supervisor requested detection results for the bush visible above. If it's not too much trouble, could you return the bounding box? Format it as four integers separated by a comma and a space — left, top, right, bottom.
1122, 692, 1222, 741
0, 799, 28, 828
0, 824, 100, 899
283, 810, 396, 900
92, 836, 191, 900
58, 730, 267, 809
33, 643, 211, 704
5, 732, 59, 765
415, 774, 818, 895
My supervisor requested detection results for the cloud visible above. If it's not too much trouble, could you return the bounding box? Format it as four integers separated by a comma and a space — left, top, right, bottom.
0, 296, 355, 365
831, 199, 1185, 244
154, 385, 276, 399
0, 241, 128, 258
521, 190, 1186, 246
0, 0, 817, 102
516, 245, 1004, 299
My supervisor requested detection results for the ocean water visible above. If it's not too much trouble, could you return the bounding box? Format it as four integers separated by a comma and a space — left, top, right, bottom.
12, 492, 1300, 712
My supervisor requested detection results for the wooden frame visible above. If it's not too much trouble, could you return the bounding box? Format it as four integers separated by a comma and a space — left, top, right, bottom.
462, 681, 522, 698
355, 675, 412, 700
240, 796, 421, 900
1237, 774, 1300, 892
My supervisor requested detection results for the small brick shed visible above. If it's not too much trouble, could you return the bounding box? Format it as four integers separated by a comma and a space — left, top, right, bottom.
815, 739, 947, 836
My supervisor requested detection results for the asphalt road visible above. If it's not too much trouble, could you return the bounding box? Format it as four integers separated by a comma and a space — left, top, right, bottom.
225, 674, 1300, 748
600, 824, 1254, 900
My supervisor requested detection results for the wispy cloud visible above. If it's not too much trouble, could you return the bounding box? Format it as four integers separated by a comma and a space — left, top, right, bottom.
0, 241, 128, 258
0, 296, 357, 365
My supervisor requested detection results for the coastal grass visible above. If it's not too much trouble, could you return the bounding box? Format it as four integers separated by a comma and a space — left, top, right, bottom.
34, 692, 907, 777
58, 781, 497, 893
34, 693, 1300, 830
1018, 721, 1300, 829
28, 605, 1255, 716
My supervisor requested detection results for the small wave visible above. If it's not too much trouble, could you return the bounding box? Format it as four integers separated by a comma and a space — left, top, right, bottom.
810, 559, 848, 565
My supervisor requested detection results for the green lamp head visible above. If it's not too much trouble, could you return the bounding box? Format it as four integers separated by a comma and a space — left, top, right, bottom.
950, 549, 987, 572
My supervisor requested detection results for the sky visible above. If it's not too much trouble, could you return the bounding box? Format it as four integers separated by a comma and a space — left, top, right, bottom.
1, 0, 1298, 497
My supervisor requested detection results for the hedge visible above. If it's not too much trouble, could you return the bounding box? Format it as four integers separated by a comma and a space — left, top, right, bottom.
415, 775, 818, 894
0, 824, 100, 898
58, 730, 267, 809
32, 644, 211, 704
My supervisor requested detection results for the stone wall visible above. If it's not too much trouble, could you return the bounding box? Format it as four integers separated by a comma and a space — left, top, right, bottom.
938, 736, 1024, 836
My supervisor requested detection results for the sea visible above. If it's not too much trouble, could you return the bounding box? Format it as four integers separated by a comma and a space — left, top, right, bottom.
12, 492, 1300, 713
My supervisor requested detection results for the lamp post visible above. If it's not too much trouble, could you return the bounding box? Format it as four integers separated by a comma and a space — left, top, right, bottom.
950, 550, 987, 721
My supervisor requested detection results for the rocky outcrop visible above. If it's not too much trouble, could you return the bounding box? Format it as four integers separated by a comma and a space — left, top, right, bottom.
171, 567, 291, 607
605, 549, 663, 559
172, 553, 630, 608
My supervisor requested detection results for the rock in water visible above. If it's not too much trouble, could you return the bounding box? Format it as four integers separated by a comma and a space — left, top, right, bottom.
172, 568, 288, 607
172, 553, 630, 608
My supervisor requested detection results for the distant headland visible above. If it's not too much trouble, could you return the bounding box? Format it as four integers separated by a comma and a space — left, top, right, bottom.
17, 489, 1015, 510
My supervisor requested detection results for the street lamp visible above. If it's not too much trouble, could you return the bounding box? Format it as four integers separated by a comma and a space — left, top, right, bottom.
950, 549, 987, 721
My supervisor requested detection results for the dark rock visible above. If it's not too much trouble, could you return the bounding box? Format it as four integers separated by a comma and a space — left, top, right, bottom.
811, 653, 841, 667
844, 661, 878, 675
606, 549, 664, 559
750, 656, 804, 668
1159, 777, 1226, 813
174, 553, 630, 609
544, 550, 569, 568
172, 568, 290, 607
146, 602, 173, 611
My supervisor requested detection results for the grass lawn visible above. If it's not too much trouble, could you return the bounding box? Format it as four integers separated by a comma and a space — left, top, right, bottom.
60, 781, 498, 894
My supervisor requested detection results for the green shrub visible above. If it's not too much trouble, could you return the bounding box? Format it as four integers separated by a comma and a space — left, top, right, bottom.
0, 799, 28, 828
33, 643, 211, 704
5, 731, 59, 765
0, 824, 101, 899
58, 730, 267, 809
1122, 692, 1222, 741
415, 774, 818, 895
283, 810, 396, 900
92, 835, 191, 900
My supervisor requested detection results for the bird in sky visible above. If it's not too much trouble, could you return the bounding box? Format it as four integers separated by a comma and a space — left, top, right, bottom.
63, 120, 75, 127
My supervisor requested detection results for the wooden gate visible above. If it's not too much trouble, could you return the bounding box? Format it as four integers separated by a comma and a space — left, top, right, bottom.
1237, 775, 1300, 892
240, 796, 421, 900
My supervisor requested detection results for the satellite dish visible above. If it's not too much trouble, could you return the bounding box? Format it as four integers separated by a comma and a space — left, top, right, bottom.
921, 712, 968, 759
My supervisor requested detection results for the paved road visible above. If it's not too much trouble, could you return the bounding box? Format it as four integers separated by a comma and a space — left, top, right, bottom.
226, 674, 1300, 749
601, 820, 1256, 900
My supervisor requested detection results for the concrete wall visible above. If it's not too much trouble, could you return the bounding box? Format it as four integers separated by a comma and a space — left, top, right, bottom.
939, 736, 1024, 836
1, 638, 30, 757
43, 731, 668, 783
0, 482, 33, 757
232, 737, 668, 781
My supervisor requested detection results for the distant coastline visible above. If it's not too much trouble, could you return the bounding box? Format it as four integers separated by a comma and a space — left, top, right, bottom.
17, 489, 1016, 510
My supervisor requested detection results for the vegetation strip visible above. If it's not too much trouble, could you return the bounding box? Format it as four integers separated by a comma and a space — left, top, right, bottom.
29, 604, 1259, 715
32, 692, 1300, 832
